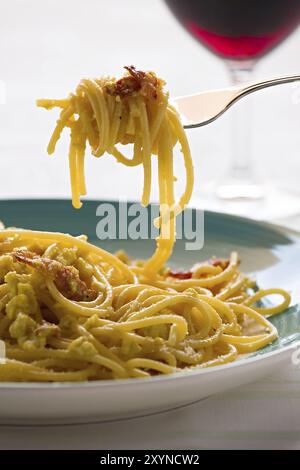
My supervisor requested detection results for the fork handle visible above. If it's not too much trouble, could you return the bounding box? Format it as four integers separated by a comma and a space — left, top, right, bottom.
237, 74, 300, 98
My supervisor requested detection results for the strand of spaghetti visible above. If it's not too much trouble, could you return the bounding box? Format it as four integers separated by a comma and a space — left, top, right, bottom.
69, 122, 82, 209
7, 345, 128, 378
185, 321, 223, 349
46, 279, 111, 318
152, 106, 194, 231
125, 295, 218, 327
132, 290, 174, 308
78, 324, 127, 363
36, 98, 70, 109
74, 95, 97, 147
197, 295, 239, 334
104, 90, 116, 124
144, 251, 239, 290
143, 118, 175, 273
149, 95, 168, 145
112, 284, 176, 311
110, 143, 142, 166
77, 325, 131, 375
89, 326, 164, 348
76, 122, 87, 196
188, 302, 217, 339
45, 104, 74, 155
126, 358, 176, 375
172, 348, 204, 365
199, 343, 238, 368
0, 360, 97, 382
216, 274, 246, 301
164, 116, 176, 248
138, 97, 152, 206
192, 264, 222, 277
243, 288, 291, 316
222, 303, 278, 352
94, 314, 188, 342
167, 106, 194, 215
108, 101, 122, 150
125, 97, 137, 135
77, 79, 109, 156
116, 294, 169, 323
117, 99, 129, 142
89, 266, 113, 309
149, 350, 177, 367
31, 358, 92, 370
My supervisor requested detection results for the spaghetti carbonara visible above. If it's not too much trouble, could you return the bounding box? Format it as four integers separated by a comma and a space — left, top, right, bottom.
37, 66, 193, 274
0, 67, 291, 382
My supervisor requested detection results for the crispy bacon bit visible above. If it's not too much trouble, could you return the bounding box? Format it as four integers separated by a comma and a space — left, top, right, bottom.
13, 250, 97, 301
106, 75, 141, 97
208, 258, 230, 269
124, 65, 145, 79
168, 270, 193, 280
105, 65, 161, 99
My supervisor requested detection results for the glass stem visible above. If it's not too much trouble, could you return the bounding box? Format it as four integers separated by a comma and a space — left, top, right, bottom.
229, 61, 254, 180
217, 60, 263, 200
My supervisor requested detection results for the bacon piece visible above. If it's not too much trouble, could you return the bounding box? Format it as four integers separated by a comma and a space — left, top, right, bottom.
13, 250, 96, 301
168, 269, 193, 280
105, 65, 160, 99
124, 65, 146, 81
106, 75, 141, 97
208, 258, 230, 269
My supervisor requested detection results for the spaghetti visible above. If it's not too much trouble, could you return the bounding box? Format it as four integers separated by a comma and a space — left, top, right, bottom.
0, 229, 291, 381
0, 67, 291, 382
37, 66, 193, 275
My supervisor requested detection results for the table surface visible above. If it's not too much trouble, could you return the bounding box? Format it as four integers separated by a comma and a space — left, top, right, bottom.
1, 0, 300, 450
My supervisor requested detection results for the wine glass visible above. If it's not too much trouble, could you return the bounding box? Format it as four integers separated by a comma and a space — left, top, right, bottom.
164, 0, 300, 219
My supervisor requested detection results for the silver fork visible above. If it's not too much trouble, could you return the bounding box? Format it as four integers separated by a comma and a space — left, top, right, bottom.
173, 74, 300, 129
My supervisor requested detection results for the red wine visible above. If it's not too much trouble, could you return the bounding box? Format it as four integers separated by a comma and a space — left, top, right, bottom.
165, 0, 300, 60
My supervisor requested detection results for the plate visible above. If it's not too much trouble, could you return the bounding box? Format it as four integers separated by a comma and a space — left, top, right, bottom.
0, 199, 299, 425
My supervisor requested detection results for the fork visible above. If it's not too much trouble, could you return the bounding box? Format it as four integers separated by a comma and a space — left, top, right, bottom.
173, 74, 300, 129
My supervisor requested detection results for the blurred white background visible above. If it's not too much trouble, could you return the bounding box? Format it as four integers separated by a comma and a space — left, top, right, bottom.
0, 0, 300, 204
